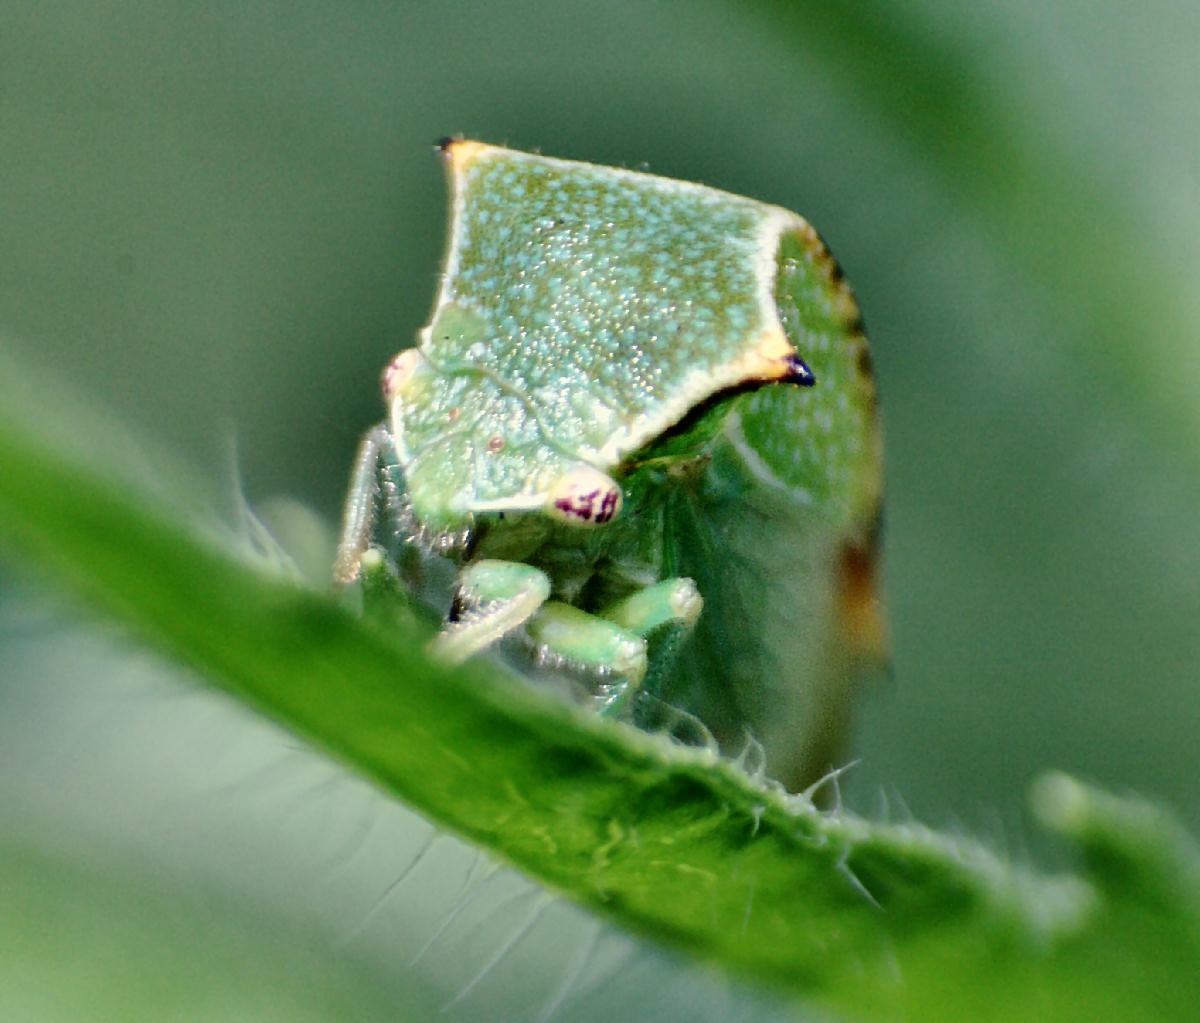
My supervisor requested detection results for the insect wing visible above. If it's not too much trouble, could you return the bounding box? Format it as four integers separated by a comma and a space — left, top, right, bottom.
660, 229, 885, 791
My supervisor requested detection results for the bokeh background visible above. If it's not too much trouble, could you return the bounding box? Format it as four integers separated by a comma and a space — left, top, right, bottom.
2, 1, 1197, 1019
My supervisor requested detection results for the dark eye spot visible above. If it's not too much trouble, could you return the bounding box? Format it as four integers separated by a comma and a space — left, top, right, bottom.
487, 435, 506, 452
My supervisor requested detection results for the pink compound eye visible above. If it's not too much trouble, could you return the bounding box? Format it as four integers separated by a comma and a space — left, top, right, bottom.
546, 466, 623, 526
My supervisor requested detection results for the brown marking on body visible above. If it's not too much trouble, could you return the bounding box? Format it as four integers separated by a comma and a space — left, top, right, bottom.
836, 527, 889, 672
855, 341, 875, 381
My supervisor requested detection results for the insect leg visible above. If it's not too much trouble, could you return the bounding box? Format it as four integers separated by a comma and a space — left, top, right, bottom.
434, 562, 648, 716
523, 603, 647, 717
433, 560, 552, 665
332, 422, 398, 587
598, 578, 702, 636
599, 579, 703, 718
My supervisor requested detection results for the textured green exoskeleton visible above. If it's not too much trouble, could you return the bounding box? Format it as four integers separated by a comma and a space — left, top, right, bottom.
336, 140, 884, 790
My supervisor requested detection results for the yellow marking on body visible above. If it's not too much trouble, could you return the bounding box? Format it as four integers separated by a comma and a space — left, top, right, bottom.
442, 139, 494, 171
729, 323, 797, 381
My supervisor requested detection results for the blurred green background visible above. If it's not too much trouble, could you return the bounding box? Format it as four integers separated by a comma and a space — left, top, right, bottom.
2, 0, 1198, 1018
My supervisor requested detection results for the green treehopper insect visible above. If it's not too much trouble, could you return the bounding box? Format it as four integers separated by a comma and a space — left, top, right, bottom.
335, 139, 885, 791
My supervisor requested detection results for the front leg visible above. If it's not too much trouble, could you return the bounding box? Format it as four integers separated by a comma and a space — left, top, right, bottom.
333, 422, 399, 588
524, 603, 648, 716
599, 578, 703, 717
522, 577, 703, 717
443, 560, 650, 716
433, 560, 552, 664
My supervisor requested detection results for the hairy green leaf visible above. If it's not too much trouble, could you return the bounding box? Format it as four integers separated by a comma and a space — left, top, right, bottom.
2, 362, 1197, 1021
